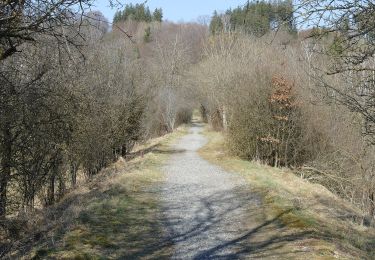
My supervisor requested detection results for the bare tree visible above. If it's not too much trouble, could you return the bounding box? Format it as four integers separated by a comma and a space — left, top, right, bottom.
0, 0, 98, 61
150, 23, 193, 132
296, 0, 375, 142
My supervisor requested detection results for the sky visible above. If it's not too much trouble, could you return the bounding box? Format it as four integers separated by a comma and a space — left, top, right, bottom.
93, 0, 247, 23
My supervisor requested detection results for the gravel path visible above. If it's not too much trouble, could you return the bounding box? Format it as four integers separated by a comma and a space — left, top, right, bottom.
161, 124, 260, 259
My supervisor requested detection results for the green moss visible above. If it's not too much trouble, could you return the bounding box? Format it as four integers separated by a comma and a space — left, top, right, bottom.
281, 209, 317, 229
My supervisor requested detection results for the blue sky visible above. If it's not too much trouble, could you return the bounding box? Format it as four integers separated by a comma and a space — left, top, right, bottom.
93, 0, 247, 23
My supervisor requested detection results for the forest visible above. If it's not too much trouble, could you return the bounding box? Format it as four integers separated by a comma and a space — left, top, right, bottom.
1, 0, 375, 257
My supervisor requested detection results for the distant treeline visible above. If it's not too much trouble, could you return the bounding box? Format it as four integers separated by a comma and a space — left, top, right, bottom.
210, 0, 295, 36
113, 4, 163, 23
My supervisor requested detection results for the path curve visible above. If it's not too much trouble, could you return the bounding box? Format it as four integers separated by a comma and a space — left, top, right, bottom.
161, 123, 260, 259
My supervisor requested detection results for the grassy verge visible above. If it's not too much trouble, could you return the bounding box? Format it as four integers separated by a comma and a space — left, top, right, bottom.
199, 128, 375, 259
11, 126, 188, 259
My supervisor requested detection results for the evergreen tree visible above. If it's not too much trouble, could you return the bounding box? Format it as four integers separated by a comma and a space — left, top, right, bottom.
209, 11, 224, 35
144, 26, 152, 43
113, 11, 121, 23
209, 0, 295, 36
273, 0, 296, 33
114, 4, 162, 23
123, 4, 135, 21
153, 8, 163, 22
145, 7, 152, 22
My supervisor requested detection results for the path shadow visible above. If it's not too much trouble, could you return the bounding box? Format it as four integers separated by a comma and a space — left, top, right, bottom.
125, 144, 159, 161
122, 186, 316, 259
153, 149, 186, 155
125, 144, 186, 161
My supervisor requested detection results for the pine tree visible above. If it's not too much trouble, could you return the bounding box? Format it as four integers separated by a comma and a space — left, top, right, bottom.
113, 11, 120, 23
145, 7, 152, 22
134, 4, 146, 21
210, 0, 295, 36
144, 26, 152, 43
114, 4, 163, 23
153, 8, 163, 22
209, 11, 223, 35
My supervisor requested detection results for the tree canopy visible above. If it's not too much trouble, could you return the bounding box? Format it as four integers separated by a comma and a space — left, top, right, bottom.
210, 0, 295, 36
113, 4, 163, 23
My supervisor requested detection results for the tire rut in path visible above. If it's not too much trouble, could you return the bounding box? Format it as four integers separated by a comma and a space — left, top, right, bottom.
161, 124, 261, 259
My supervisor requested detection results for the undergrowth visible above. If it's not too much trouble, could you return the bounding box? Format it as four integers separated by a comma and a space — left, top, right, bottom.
4, 126, 188, 259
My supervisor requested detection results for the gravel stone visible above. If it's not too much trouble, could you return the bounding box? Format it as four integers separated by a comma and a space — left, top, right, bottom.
161, 124, 260, 259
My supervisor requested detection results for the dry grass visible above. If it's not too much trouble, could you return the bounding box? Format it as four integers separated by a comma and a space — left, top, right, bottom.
5, 123, 375, 259
4, 126, 188, 259
199, 127, 375, 259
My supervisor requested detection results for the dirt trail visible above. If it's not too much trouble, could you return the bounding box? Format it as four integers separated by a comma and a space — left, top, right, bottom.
161, 123, 262, 259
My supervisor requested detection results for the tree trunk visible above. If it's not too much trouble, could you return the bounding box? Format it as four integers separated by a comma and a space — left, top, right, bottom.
0, 175, 8, 218
0, 127, 12, 218
200, 104, 208, 123
70, 162, 77, 187
46, 174, 55, 206
274, 150, 279, 168
121, 144, 127, 157
369, 191, 375, 218
222, 106, 228, 131
58, 175, 66, 201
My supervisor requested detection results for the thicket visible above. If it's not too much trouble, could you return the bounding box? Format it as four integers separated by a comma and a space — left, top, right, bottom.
196, 0, 375, 221
194, 34, 320, 166
0, 1, 203, 246
296, 0, 375, 220
0, 18, 145, 218
198, 7, 375, 222
194, 29, 375, 222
